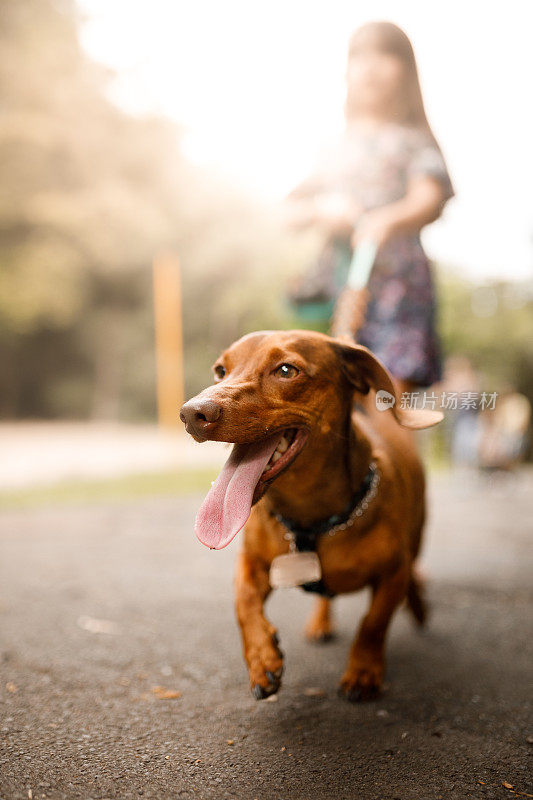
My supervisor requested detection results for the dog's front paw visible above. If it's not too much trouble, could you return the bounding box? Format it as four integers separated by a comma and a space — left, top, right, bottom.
247, 632, 284, 700
338, 661, 383, 702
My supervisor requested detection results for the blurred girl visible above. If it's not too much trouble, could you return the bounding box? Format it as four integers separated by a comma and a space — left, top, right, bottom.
288, 21, 454, 394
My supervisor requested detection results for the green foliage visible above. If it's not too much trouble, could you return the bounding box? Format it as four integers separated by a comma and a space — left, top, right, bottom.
0, 1, 531, 421
0, 467, 219, 510
437, 269, 533, 397
0, 0, 301, 417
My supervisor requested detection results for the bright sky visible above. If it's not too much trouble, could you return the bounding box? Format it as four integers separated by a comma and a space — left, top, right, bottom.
79, 0, 533, 280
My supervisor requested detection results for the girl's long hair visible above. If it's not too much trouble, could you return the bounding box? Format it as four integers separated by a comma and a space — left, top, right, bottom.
346, 21, 437, 142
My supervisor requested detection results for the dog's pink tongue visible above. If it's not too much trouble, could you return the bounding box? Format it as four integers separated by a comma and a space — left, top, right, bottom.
195, 433, 282, 550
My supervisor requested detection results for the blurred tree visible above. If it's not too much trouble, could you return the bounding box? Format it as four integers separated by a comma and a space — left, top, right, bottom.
0, 0, 183, 416
0, 0, 302, 418
437, 269, 533, 397
1, 1, 530, 424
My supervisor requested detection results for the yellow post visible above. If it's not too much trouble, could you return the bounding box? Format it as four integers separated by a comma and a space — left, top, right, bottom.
153, 253, 184, 427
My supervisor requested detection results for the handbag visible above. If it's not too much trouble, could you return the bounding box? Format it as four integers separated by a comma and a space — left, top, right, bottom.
288, 238, 377, 331
286, 237, 352, 323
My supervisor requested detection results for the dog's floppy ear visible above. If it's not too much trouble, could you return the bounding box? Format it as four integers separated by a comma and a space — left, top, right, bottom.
332, 339, 443, 430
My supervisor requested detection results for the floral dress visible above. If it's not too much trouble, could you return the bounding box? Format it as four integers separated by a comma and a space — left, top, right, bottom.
303, 122, 454, 387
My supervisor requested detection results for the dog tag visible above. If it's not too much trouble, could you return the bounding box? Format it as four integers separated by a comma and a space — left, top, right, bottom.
269, 552, 322, 589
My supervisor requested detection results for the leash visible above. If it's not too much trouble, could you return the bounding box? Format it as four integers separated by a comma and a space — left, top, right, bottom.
330, 239, 377, 339
270, 461, 380, 596
346, 239, 378, 290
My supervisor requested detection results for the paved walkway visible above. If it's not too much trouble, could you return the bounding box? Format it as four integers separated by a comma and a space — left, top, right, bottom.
0, 471, 532, 799
0, 423, 229, 489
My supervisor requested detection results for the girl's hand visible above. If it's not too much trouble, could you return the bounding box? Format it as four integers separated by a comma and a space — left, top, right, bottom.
351, 207, 397, 249
315, 194, 363, 236
351, 177, 447, 248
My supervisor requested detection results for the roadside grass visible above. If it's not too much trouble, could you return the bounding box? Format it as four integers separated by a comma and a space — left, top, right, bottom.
0, 467, 219, 511
0, 430, 451, 512
0, 458, 450, 512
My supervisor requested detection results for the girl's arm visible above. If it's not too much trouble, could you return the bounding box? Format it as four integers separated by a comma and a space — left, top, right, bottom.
285, 142, 362, 234
352, 176, 448, 248
286, 192, 362, 235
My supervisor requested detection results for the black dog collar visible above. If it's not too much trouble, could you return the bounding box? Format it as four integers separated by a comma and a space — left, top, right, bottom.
272, 461, 378, 548
270, 461, 379, 596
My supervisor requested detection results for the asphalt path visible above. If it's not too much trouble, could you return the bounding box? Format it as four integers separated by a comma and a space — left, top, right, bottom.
1, 471, 532, 800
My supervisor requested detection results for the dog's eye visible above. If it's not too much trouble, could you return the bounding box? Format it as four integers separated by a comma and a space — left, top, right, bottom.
274, 363, 299, 379
213, 365, 226, 381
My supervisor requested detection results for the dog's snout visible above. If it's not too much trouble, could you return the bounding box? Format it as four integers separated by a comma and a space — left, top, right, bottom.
180, 398, 222, 437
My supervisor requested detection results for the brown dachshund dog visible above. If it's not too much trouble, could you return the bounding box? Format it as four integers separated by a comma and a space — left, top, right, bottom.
180, 330, 442, 701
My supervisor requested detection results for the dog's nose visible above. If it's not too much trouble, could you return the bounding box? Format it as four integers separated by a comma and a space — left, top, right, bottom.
179, 398, 222, 437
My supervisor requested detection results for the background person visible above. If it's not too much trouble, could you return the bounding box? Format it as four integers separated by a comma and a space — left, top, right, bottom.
287, 21, 454, 396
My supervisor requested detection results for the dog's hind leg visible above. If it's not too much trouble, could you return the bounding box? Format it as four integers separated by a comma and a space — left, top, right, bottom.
405, 567, 428, 626
339, 561, 410, 702
304, 596, 335, 642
